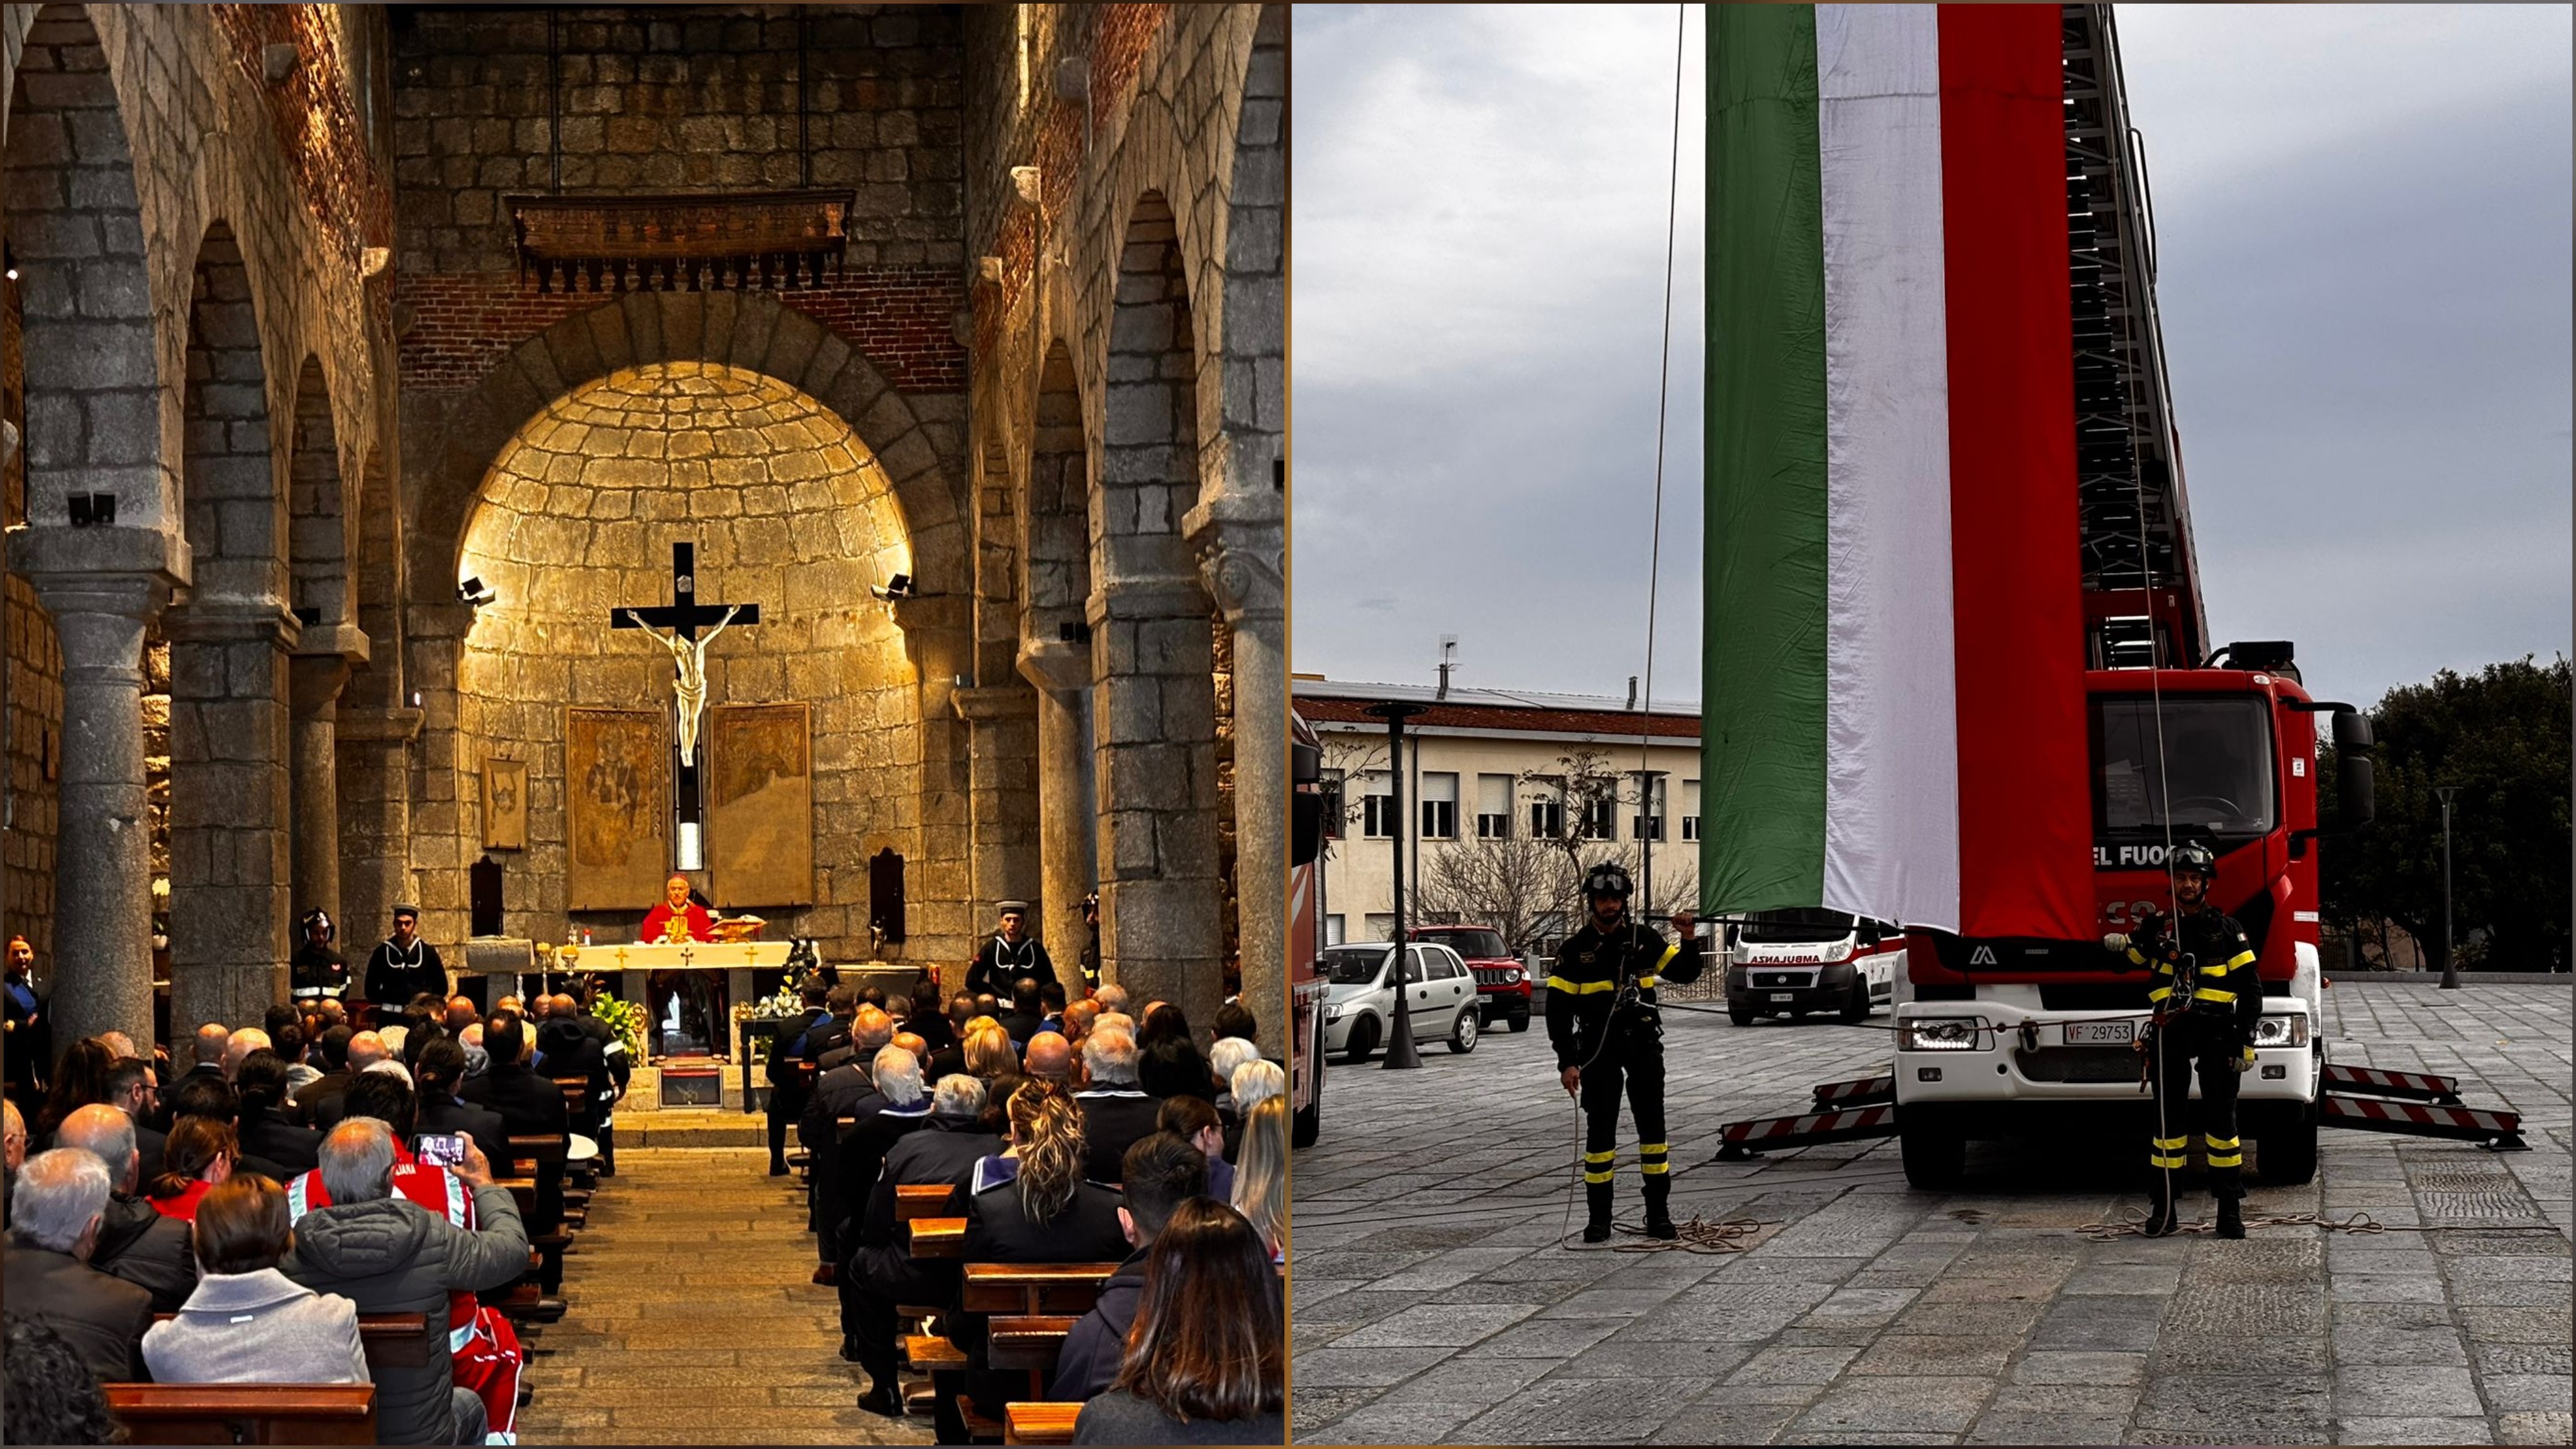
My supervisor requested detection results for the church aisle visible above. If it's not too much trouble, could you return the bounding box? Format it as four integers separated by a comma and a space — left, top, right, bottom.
510, 1146, 933, 1446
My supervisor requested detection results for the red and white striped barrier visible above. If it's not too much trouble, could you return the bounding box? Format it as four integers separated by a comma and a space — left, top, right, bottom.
2321, 1093, 2526, 1149
1811, 1072, 1895, 1108
1715, 1102, 1900, 1159
2321, 1063, 2463, 1104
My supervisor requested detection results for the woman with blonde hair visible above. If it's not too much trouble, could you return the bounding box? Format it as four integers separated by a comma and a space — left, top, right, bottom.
144, 1115, 237, 1223
962, 1019, 1016, 1082
1231, 1096, 1286, 1264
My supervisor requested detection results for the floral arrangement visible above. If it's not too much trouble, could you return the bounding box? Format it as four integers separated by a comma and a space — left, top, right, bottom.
589, 992, 648, 1061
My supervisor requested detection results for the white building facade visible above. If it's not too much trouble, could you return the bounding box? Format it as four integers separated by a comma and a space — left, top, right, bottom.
1294, 676, 1702, 959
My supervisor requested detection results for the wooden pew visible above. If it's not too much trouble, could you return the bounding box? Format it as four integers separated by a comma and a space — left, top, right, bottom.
985, 1315, 1079, 1374
1004, 1402, 1082, 1446
101, 1383, 375, 1445
152, 1313, 429, 1374
908, 1216, 966, 1259
961, 1262, 1121, 1317
897, 1182, 959, 1223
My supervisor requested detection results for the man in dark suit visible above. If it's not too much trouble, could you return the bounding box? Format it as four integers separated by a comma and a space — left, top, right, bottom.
414, 1038, 511, 1174
763, 982, 833, 1177
101, 1057, 167, 1188
232, 1050, 323, 1175
3, 1148, 153, 1382
996, 979, 1043, 1048
460, 1014, 568, 1233
1071, 1025, 1159, 1184
306, 1031, 391, 1133
569, 982, 631, 1175
289, 1025, 357, 1126
847, 1074, 999, 1417
53, 1105, 195, 1314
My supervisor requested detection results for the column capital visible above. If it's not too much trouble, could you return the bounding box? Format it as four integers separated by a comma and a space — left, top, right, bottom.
292, 621, 373, 667
1085, 576, 1206, 628
1182, 493, 1284, 626
335, 705, 425, 743
951, 684, 1038, 722
1014, 638, 1089, 696
162, 599, 300, 651
288, 650, 357, 719
10, 525, 186, 625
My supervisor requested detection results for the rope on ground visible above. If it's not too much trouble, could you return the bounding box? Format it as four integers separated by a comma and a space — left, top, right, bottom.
1553, 1214, 1771, 1255
2076, 1209, 2569, 1240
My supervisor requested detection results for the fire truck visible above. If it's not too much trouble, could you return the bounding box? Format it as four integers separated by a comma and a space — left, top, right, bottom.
1887, 6, 2373, 1189
1289, 711, 1327, 1147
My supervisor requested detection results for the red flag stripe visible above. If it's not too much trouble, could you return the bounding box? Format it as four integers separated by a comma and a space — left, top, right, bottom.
1936, 4, 2090, 941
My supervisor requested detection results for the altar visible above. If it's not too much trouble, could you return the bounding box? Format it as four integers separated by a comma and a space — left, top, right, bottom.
579, 940, 796, 1060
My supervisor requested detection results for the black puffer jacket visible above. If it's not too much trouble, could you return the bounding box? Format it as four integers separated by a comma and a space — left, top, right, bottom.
286, 1187, 527, 1445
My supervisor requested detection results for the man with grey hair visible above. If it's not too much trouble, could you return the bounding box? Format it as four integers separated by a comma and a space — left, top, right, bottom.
222, 1026, 271, 1081
311, 1031, 388, 1133
818, 1044, 932, 1292
57, 1102, 195, 1311
1075, 1023, 1157, 1184
287, 1118, 528, 1445
1094, 982, 1130, 1016
847, 1072, 1001, 1414
184, 1021, 230, 1081
3, 1148, 151, 1382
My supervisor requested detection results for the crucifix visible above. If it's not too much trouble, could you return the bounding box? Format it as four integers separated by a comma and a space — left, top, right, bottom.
611, 541, 761, 870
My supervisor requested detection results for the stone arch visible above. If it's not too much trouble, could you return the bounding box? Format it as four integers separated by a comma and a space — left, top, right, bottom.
3, 4, 167, 531
166, 218, 292, 1036
1212, 4, 1286, 506
1091, 189, 1226, 1031
1020, 339, 1098, 964
286, 355, 352, 630
409, 290, 962, 611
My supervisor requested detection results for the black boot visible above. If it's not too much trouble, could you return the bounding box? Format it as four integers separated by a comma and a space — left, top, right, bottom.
2215, 1197, 2245, 1240
2141, 1176, 2181, 1237
1582, 1181, 1614, 1243
1643, 1177, 1677, 1240
855, 1379, 901, 1418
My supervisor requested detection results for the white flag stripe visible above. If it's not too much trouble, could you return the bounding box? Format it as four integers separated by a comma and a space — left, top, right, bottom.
1815, 3, 1962, 933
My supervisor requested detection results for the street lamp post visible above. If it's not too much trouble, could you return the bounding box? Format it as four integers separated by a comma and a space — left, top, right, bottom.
1364, 701, 1428, 1069
2434, 785, 2458, 989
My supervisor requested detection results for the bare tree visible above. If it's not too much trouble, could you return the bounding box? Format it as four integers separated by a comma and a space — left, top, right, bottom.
1413, 830, 1567, 955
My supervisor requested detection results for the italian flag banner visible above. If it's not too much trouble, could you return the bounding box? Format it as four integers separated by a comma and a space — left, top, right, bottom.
1700, 4, 2092, 940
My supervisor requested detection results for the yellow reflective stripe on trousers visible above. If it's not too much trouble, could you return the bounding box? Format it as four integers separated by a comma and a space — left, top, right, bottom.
2192, 987, 2235, 1003
1582, 1150, 1614, 1165
2152, 1135, 2188, 1150
1547, 977, 1617, 995
1638, 1141, 1668, 1174
2149, 1153, 2189, 1169
2201, 1136, 2238, 1149
1583, 1169, 1614, 1184
2205, 1150, 2243, 1167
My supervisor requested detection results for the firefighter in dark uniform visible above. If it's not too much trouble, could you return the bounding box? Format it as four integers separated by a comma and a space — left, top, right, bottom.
1547, 862, 1702, 1242
2110, 841, 2262, 1238
290, 909, 349, 1004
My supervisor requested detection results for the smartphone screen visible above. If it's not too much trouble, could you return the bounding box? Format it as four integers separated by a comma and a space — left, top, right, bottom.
416, 1133, 468, 1169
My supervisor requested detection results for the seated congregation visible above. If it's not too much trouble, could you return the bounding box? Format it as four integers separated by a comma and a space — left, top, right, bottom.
1, 988, 628, 1445
767, 974, 1287, 1446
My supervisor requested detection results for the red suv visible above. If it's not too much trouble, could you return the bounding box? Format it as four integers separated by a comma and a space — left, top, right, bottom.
1409, 925, 1532, 1032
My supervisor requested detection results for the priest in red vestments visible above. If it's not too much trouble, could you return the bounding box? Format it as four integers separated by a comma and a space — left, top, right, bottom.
640, 874, 715, 944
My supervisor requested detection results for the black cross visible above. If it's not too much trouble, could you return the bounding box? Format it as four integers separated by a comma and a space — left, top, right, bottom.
611, 541, 760, 867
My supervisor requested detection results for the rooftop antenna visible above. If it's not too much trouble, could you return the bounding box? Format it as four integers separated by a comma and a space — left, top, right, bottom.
1626, 675, 1639, 711
1436, 636, 1459, 700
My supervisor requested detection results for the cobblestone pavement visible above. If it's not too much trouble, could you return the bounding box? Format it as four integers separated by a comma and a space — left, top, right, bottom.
511, 1148, 932, 1446
1289, 982, 2572, 1445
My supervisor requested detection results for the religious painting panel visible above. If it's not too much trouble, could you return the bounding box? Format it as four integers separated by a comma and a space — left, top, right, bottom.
566, 706, 670, 911
708, 702, 814, 908
480, 756, 528, 851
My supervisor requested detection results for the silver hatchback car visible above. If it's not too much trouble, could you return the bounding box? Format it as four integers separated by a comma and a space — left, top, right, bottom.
1319, 941, 1480, 1062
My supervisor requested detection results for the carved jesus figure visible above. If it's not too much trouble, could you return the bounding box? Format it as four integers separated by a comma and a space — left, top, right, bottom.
624, 604, 740, 761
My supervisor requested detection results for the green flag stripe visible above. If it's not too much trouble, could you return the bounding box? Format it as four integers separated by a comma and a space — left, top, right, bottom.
1703, 4, 1828, 917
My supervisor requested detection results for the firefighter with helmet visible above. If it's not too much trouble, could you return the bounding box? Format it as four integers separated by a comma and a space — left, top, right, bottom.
1548, 861, 1702, 1241
2110, 841, 2262, 1238
290, 909, 348, 1002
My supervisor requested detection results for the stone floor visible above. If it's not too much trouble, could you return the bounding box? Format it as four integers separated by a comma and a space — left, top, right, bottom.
509, 1146, 933, 1446
1289, 981, 2574, 1446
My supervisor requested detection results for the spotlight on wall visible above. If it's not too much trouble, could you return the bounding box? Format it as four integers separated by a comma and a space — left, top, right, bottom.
65, 492, 115, 527
458, 576, 496, 607
1056, 621, 1091, 645
674, 821, 705, 872
869, 573, 915, 602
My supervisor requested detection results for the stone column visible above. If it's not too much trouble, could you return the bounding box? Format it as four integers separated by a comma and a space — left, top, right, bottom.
1197, 529, 1287, 1058
164, 601, 299, 1036
287, 628, 366, 930
1016, 640, 1095, 985
11, 527, 183, 1056
952, 683, 1041, 946
335, 703, 422, 962
403, 603, 477, 950
1087, 578, 1226, 1035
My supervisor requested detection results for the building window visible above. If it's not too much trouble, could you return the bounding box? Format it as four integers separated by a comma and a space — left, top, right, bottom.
1528, 779, 1563, 839
1420, 771, 1458, 840
1633, 775, 1666, 842
1580, 796, 1616, 841
1682, 779, 1701, 841
1360, 771, 1395, 838
1475, 773, 1513, 838
1321, 769, 1345, 840
1323, 914, 1345, 947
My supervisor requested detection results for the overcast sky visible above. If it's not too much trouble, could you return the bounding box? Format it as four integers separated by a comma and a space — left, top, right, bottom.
1289, 4, 2572, 711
